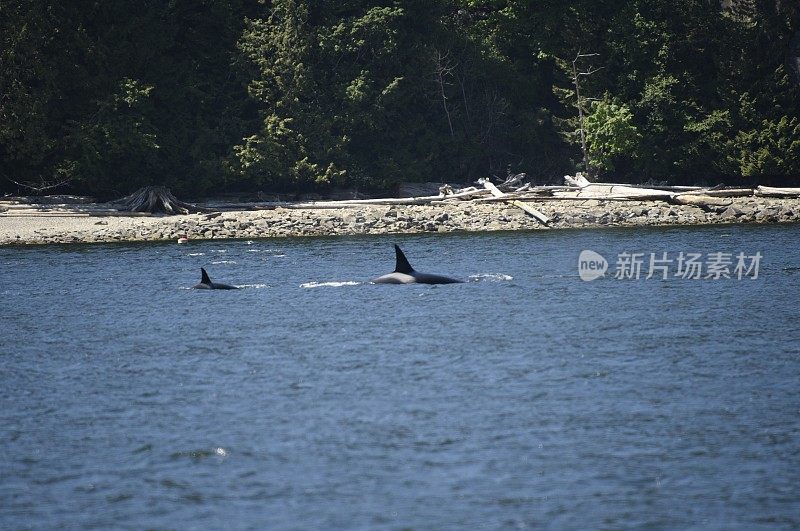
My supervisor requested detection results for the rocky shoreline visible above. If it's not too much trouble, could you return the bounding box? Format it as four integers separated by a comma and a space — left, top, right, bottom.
1, 196, 799, 245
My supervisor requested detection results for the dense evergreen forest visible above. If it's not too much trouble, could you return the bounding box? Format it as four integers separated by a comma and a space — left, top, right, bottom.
1, 0, 799, 198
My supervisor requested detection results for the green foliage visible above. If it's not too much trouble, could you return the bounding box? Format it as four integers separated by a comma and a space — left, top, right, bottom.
584, 99, 641, 172
1, 0, 799, 196
732, 117, 800, 176
234, 1, 405, 189
0, 0, 251, 197
64, 78, 160, 193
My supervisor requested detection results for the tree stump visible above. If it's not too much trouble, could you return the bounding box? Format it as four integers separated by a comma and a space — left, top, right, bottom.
112, 186, 208, 214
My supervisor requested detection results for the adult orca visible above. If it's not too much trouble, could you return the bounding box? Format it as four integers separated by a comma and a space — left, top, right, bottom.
193, 268, 238, 290
371, 244, 462, 284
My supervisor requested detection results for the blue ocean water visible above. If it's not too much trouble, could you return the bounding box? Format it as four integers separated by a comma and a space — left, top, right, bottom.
1, 224, 799, 529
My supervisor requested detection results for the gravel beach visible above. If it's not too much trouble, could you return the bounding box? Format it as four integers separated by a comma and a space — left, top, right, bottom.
1, 197, 799, 245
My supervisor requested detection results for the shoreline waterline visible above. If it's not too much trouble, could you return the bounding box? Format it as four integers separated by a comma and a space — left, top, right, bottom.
1, 197, 798, 245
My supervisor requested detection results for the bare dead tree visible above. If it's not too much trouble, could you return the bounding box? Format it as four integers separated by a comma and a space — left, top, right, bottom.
571, 52, 604, 178
3, 173, 74, 194
478, 88, 505, 146
788, 21, 800, 87
433, 49, 456, 138
456, 70, 472, 128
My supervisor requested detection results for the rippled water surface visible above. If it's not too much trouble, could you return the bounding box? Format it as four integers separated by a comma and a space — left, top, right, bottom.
2, 224, 799, 529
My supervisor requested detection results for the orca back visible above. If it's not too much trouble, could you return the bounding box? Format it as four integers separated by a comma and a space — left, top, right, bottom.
194, 268, 237, 290
372, 245, 462, 284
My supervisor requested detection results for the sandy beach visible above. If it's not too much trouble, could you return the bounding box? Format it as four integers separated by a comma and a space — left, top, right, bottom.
1, 196, 798, 245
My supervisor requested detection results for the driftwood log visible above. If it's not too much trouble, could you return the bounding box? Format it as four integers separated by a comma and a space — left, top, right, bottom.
479, 178, 550, 225
101, 178, 799, 216
112, 186, 208, 214
288, 187, 489, 209
669, 194, 733, 209
755, 186, 800, 197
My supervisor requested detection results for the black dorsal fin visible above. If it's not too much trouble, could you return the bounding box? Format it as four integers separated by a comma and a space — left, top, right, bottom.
200, 267, 212, 284
394, 244, 414, 274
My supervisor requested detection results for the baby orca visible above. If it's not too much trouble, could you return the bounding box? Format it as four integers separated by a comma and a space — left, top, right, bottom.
371, 244, 462, 285
193, 267, 238, 290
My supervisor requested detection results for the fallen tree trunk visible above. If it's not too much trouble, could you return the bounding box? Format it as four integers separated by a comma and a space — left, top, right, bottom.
754, 186, 800, 198
678, 187, 753, 197
396, 182, 470, 198
563, 174, 706, 192
549, 185, 673, 201
564, 173, 591, 188
478, 194, 669, 202
479, 179, 550, 225
288, 197, 444, 208
111, 186, 209, 214
289, 188, 489, 208
573, 184, 674, 199
583, 183, 703, 192
669, 194, 733, 208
